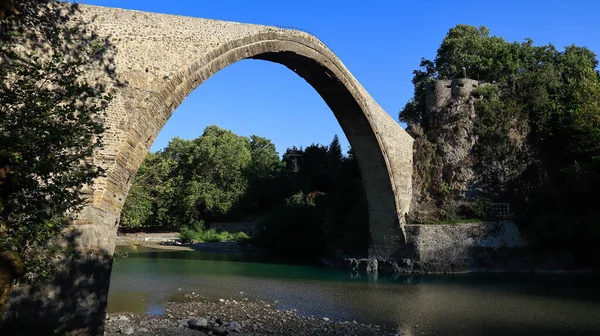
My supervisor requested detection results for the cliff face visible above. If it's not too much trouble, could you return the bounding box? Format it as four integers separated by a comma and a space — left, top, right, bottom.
408, 79, 482, 223
429, 91, 478, 195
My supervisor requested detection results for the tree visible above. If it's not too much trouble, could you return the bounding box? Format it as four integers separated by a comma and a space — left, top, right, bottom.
399, 24, 549, 131
240, 135, 284, 215
120, 126, 255, 229
301, 144, 330, 192
119, 153, 176, 231
401, 23, 600, 254
282, 146, 303, 172
186, 126, 251, 219
399, 58, 436, 129
327, 134, 343, 173
0, 0, 111, 315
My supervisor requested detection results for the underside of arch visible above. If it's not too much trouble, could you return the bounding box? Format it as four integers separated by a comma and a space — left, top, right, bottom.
93, 34, 410, 260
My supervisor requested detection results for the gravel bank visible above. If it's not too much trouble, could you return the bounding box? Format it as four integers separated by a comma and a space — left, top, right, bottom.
115, 233, 257, 254
105, 293, 397, 336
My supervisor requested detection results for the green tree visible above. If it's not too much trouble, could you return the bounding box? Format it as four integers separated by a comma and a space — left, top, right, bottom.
255, 141, 370, 259
399, 59, 436, 128
327, 134, 343, 173
119, 152, 176, 231
402, 23, 600, 255
301, 144, 330, 192
240, 135, 284, 215
399, 24, 548, 130
0, 0, 111, 314
186, 126, 251, 219
120, 126, 254, 230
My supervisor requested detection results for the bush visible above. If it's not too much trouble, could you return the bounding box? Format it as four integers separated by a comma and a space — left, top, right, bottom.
473, 197, 492, 219
226, 231, 251, 241
179, 226, 198, 244
178, 220, 250, 244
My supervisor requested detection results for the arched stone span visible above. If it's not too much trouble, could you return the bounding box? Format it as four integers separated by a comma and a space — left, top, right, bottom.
4, 5, 414, 334
68, 5, 414, 261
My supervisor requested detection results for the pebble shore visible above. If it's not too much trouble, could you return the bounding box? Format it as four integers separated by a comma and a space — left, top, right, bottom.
105, 293, 398, 336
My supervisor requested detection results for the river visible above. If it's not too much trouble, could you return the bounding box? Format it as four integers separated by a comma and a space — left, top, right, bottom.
108, 245, 600, 335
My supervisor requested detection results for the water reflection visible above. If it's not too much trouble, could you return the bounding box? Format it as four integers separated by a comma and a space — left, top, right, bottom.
108, 246, 600, 335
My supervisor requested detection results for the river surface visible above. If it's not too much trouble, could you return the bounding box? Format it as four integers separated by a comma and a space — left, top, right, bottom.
108, 246, 600, 335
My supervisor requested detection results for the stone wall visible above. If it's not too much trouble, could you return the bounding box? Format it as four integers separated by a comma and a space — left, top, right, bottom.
403, 221, 526, 272
345, 222, 526, 274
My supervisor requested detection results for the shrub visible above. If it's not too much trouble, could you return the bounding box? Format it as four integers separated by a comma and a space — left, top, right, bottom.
473, 197, 492, 219
179, 226, 198, 244
197, 228, 225, 243
178, 220, 250, 243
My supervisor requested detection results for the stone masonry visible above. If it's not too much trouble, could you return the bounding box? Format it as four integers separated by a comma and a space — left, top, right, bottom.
5, 4, 414, 334
67, 4, 414, 260
425, 78, 480, 196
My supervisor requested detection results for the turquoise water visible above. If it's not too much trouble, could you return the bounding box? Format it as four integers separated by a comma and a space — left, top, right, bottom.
108, 246, 600, 335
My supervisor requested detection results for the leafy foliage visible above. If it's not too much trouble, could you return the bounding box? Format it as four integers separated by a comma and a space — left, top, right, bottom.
120, 126, 258, 230
253, 144, 369, 259
179, 220, 249, 244
401, 24, 600, 254
121, 130, 369, 259
0, 0, 111, 284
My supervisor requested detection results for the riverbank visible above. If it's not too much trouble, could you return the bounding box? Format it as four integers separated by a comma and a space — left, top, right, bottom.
116, 230, 598, 276
116, 232, 255, 254
104, 294, 397, 336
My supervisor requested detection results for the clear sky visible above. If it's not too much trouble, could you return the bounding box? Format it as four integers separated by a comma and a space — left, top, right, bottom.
81, 0, 600, 156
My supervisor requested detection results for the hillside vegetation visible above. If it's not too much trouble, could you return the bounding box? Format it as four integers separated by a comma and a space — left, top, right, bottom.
400, 25, 600, 256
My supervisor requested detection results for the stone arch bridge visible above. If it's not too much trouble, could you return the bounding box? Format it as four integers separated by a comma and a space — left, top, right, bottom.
6, 4, 413, 334
74, 4, 414, 260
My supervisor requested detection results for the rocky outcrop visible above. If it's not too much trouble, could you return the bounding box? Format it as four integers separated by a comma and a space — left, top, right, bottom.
426, 79, 480, 195
429, 96, 478, 196
408, 79, 485, 223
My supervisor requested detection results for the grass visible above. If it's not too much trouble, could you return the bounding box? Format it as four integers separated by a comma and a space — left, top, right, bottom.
179, 221, 250, 244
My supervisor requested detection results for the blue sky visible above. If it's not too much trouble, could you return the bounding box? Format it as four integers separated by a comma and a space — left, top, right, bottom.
82, 0, 600, 156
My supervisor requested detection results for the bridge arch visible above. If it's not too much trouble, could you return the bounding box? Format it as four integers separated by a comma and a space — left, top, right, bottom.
4, 5, 414, 334
114, 32, 403, 258
69, 5, 413, 262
